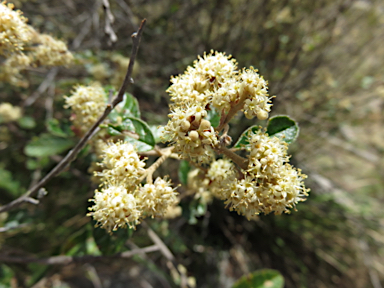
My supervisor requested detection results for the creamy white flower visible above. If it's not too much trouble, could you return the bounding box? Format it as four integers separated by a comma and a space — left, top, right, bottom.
88, 185, 141, 232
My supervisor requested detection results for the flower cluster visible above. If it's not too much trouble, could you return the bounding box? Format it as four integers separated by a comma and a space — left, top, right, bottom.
164, 51, 273, 163
64, 83, 107, 134
219, 131, 308, 218
0, 2, 73, 86
0, 2, 31, 55
164, 105, 217, 163
0, 102, 22, 123
87, 141, 178, 233
28, 33, 73, 66
171, 51, 309, 218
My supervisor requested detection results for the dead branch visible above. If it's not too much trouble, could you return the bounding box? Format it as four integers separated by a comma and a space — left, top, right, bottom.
0, 244, 159, 265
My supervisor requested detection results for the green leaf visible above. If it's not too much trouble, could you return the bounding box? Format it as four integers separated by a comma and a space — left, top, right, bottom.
124, 136, 154, 152
24, 133, 75, 157
266, 115, 299, 144
0, 264, 15, 288
0, 165, 23, 196
233, 125, 261, 149
121, 117, 155, 147
62, 227, 88, 256
188, 198, 207, 225
46, 118, 73, 138
107, 125, 123, 136
109, 93, 141, 122
17, 116, 36, 129
121, 93, 141, 118
232, 269, 284, 288
207, 107, 220, 128
92, 222, 133, 255
149, 125, 166, 144
178, 160, 190, 185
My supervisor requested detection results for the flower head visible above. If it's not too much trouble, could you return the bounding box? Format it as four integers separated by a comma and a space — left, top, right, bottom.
64, 83, 107, 133
97, 141, 146, 189
164, 104, 217, 163
136, 177, 178, 218
0, 2, 32, 55
0, 102, 22, 123
88, 185, 141, 233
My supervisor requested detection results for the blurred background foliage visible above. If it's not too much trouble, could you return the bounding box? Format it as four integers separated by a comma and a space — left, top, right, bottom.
1, 0, 384, 287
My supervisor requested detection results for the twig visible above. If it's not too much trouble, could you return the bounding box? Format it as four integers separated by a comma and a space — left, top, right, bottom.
143, 222, 192, 288
116, 0, 138, 28
102, 0, 118, 45
84, 264, 103, 288
141, 147, 174, 183
72, 16, 93, 50
0, 19, 147, 214
23, 67, 58, 107
0, 244, 159, 265
0, 223, 30, 233
214, 144, 248, 170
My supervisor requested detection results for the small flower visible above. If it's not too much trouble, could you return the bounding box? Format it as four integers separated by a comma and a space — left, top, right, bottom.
97, 141, 146, 189
164, 104, 218, 163
247, 130, 289, 179
194, 51, 238, 85
0, 102, 22, 123
0, 2, 32, 55
29, 33, 73, 66
187, 169, 213, 204
64, 83, 107, 133
0, 53, 31, 86
136, 177, 178, 218
166, 51, 237, 108
240, 67, 272, 120
88, 185, 141, 233
206, 158, 237, 199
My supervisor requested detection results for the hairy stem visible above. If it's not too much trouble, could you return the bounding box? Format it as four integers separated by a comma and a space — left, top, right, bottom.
214, 144, 248, 170
141, 147, 174, 183
216, 91, 248, 132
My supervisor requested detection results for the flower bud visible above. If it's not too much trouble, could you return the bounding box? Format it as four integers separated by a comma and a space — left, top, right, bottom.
199, 119, 212, 131
188, 130, 200, 142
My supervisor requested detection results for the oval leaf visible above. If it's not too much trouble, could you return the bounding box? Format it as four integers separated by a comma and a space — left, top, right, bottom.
24, 133, 75, 157
266, 115, 299, 144
119, 93, 141, 118
108, 92, 141, 123
149, 125, 166, 144
207, 107, 220, 128
233, 125, 261, 149
232, 269, 284, 288
178, 160, 190, 185
92, 222, 133, 255
123, 116, 155, 147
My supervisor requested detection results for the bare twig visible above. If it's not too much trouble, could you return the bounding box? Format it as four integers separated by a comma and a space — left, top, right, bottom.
23, 67, 58, 107
0, 244, 159, 265
0, 19, 147, 214
138, 145, 180, 160
143, 222, 192, 288
102, 0, 118, 45
0, 223, 30, 233
84, 264, 103, 288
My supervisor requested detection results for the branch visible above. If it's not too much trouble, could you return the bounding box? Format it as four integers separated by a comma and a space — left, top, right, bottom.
0, 244, 159, 265
140, 146, 174, 183
102, 0, 118, 45
143, 222, 192, 288
214, 144, 248, 171
0, 19, 147, 214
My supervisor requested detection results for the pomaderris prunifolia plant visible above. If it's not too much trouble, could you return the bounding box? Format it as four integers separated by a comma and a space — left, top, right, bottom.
63, 51, 310, 233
